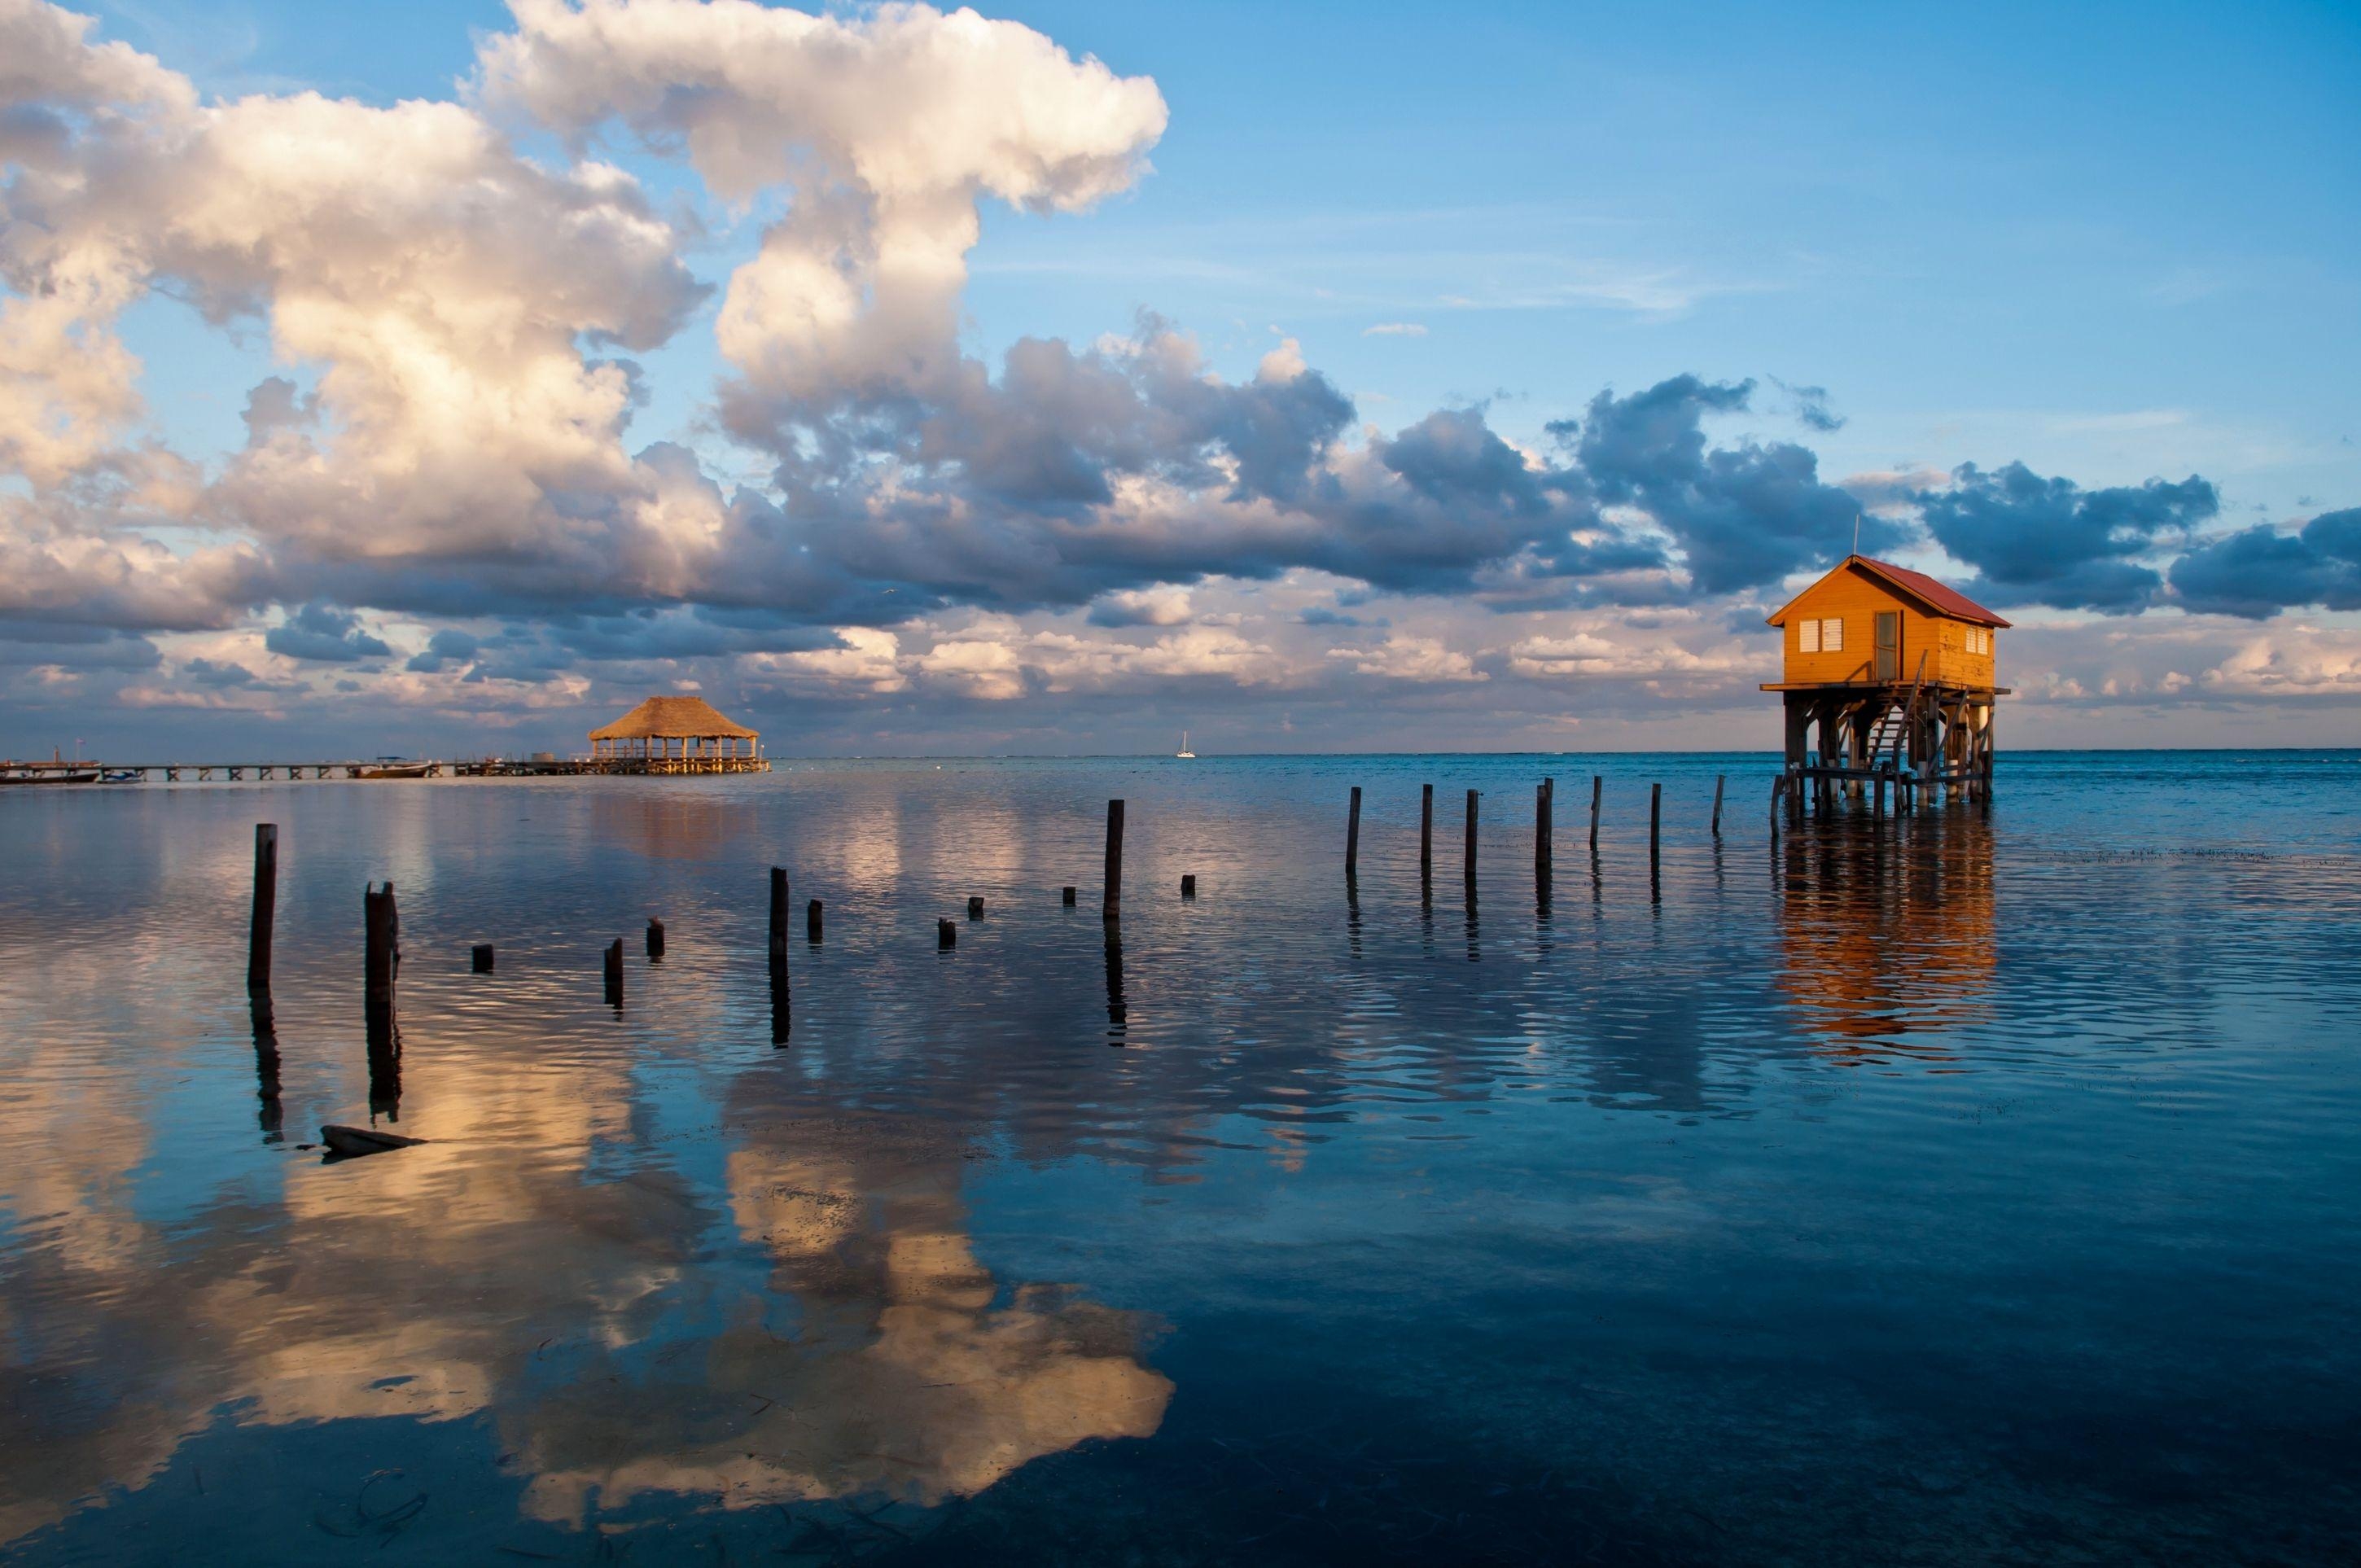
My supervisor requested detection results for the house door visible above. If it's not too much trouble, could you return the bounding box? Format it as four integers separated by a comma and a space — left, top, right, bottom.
1874, 611, 1901, 682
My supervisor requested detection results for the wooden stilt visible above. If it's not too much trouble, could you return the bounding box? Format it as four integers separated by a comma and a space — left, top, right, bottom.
1345, 786, 1362, 880
1104, 799, 1125, 921
1711, 776, 1724, 839
1420, 782, 1433, 886
1588, 775, 1602, 848
1464, 788, 1478, 883
1649, 782, 1661, 861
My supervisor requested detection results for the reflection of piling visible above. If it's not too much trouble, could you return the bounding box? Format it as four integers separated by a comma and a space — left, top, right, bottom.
1711, 774, 1725, 839
603, 938, 624, 1007
1420, 782, 1433, 889
1345, 786, 1362, 880
646, 917, 666, 960
807, 898, 823, 942
1103, 799, 1125, 922
247, 823, 277, 995
251, 993, 283, 1141
1588, 775, 1602, 848
1104, 920, 1128, 1044
1464, 789, 1478, 884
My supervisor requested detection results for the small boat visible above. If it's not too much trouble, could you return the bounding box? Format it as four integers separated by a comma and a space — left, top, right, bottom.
355, 763, 432, 780
1176, 730, 1195, 759
102, 769, 141, 783
0, 767, 100, 785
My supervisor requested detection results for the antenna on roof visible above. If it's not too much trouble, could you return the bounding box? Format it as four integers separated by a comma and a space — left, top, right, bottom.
1851, 512, 1861, 559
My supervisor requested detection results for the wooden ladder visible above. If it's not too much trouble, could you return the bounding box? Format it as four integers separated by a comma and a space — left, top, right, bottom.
1864, 652, 1930, 771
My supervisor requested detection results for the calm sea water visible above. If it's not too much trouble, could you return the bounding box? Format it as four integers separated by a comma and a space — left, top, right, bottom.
2, 752, 2357, 1565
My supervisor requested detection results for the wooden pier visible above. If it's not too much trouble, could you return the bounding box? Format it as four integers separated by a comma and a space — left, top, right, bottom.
1, 753, 767, 784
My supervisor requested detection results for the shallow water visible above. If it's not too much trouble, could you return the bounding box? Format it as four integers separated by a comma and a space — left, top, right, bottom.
2, 752, 2357, 1564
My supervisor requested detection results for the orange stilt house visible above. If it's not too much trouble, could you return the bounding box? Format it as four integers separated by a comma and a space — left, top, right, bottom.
587, 695, 769, 775
1764, 556, 2008, 811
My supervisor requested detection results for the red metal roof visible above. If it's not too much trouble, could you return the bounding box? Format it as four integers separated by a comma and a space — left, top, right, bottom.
1851, 556, 2011, 626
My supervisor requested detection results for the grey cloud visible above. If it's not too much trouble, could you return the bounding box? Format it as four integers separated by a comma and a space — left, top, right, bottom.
264, 601, 391, 663
1919, 462, 2218, 613
2169, 508, 2361, 618
1569, 375, 1887, 594
404, 629, 480, 672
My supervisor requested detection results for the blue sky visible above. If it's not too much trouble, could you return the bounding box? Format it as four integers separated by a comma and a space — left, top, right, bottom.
4, 0, 2357, 755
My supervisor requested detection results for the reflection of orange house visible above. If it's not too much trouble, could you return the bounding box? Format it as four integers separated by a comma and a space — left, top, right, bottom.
1775, 815, 1997, 1057
1764, 556, 2008, 807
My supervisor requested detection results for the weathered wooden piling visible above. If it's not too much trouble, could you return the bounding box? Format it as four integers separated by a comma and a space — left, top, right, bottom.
1465, 788, 1478, 883
968, 895, 986, 919
807, 898, 823, 941
471, 944, 495, 973
938, 918, 957, 949
1345, 786, 1362, 879
1535, 778, 1553, 875
1711, 775, 1725, 839
1588, 776, 1602, 848
603, 938, 624, 1005
646, 917, 666, 960
1650, 782, 1662, 860
768, 867, 790, 975
1181, 874, 1197, 898
247, 823, 277, 994
1062, 884, 1077, 905
1103, 799, 1125, 922
363, 881, 398, 1027
1420, 783, 1434, 884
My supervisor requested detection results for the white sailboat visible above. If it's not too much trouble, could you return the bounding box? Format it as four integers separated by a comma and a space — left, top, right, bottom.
1175, 730, 1196, 759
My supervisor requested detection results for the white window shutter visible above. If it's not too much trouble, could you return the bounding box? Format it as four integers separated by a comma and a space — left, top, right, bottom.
1823, 617, 1842, 652
1799, 620, 1820, 654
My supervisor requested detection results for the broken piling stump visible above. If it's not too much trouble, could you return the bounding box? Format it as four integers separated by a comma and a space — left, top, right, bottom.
646, 917, 666, 960
471, 944, 495, 973
603, 938, 624, 1006
938, 918, 957, 949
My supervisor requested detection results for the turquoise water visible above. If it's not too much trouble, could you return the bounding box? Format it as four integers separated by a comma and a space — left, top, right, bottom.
2, 753, 2357, 1563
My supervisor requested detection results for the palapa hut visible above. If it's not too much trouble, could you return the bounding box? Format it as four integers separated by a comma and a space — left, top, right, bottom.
588, 695, 769, 774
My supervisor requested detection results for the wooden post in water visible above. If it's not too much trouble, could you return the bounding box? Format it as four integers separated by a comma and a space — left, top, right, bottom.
1588, 775, 1602, 848
1345, 786, 1362, 880
807, 899, 823, 942
1649, 782, 1662, 861
1770, 777, 1784, 841
471, 944, 495, 973
1711, 775, 1725, 840
646, 917, 666, 960
363, 882, 397, 1030
769, 868, 790, 975
1181, 874, 1197, 899
603, 938, 624, 1005
1420, 783, 1433, 886
247, 823, 277, 994
1535, 778, 1553, 877
1062, 885, 1077, 905
938, 918, 957, 949
1464, 788, 1478, 883
968, 896, 986, 919
1103, 799, 1125, 922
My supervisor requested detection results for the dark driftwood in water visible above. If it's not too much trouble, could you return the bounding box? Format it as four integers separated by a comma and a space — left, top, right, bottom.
1345, 786, 1362, 878
320, 1124, 423, 1158
471, 944, 495, 973
646, 917, 666, 960
1102, 799, 1125, 922
603, 938, 624, 1005
938, 918, 957, 949
1181, 874, 1196, 898
807, 898, 822, 941
247, 823, 277, 994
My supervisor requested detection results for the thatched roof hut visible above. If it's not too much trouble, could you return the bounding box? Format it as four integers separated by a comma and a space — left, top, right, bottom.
589, 695, 764, 771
